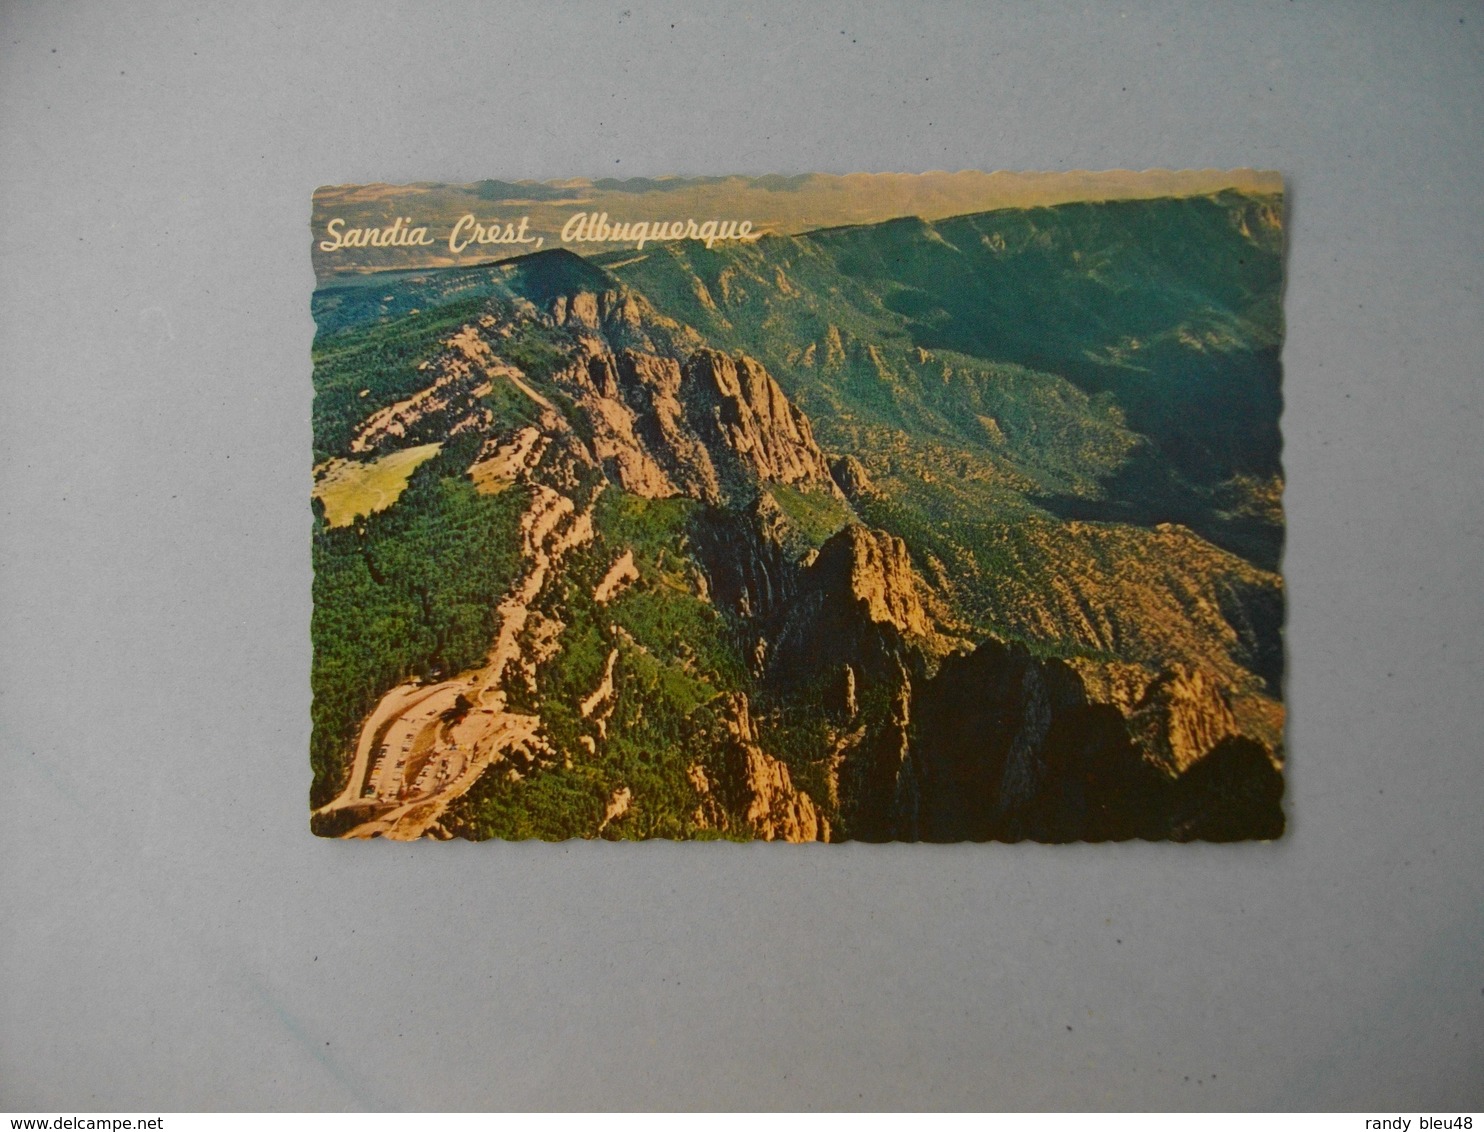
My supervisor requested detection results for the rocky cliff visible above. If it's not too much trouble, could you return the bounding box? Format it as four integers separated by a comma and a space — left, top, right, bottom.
689, 693, 829, 843
559, 345, 839, 506
312, 224, 1288, 843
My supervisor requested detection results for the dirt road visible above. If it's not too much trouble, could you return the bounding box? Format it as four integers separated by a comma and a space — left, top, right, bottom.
313, 476, 596, 839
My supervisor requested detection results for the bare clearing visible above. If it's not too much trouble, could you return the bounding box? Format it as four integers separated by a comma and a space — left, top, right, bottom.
313, 443, 442, 527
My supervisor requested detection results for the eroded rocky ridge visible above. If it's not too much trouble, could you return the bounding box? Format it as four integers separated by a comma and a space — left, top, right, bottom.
688, 494, 1282, 841
689, 693, 829, 843
558, 346, 838, 506
314, 246, 1286, 842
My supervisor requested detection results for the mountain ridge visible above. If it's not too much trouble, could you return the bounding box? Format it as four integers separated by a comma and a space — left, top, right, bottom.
309, 192, 1286, 842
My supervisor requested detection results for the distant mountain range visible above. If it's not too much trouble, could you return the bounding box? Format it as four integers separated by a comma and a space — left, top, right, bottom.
310, 169, 1284, 279
310, 188, 1286, 842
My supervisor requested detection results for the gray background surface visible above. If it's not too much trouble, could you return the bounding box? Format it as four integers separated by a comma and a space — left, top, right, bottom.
1, 0, 1480, 1112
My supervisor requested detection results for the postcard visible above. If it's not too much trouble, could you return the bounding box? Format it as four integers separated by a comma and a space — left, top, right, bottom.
309, 170, 1286, 842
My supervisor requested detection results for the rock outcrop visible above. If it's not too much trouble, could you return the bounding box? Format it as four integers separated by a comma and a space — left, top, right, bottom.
579, 647, 620, 732
544, 276, 702, 358
593, 549, 639, 604
560, 346, 838, 506
832, 658, 918, 842
830, 453, 875, 498
899, 639, 1286, 843
349, 325, 538, 455
769, 523, 937, 688
680, 350, 837, 497
569, 349, 712, 499
810, 525, 931, 638
597, 785, 632, 834
909, 641, 1171, 842
1167, 736, 1285, 841
690, 694, 828, 843
1126, 663, 1239, 774
690, 492, 799, 621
